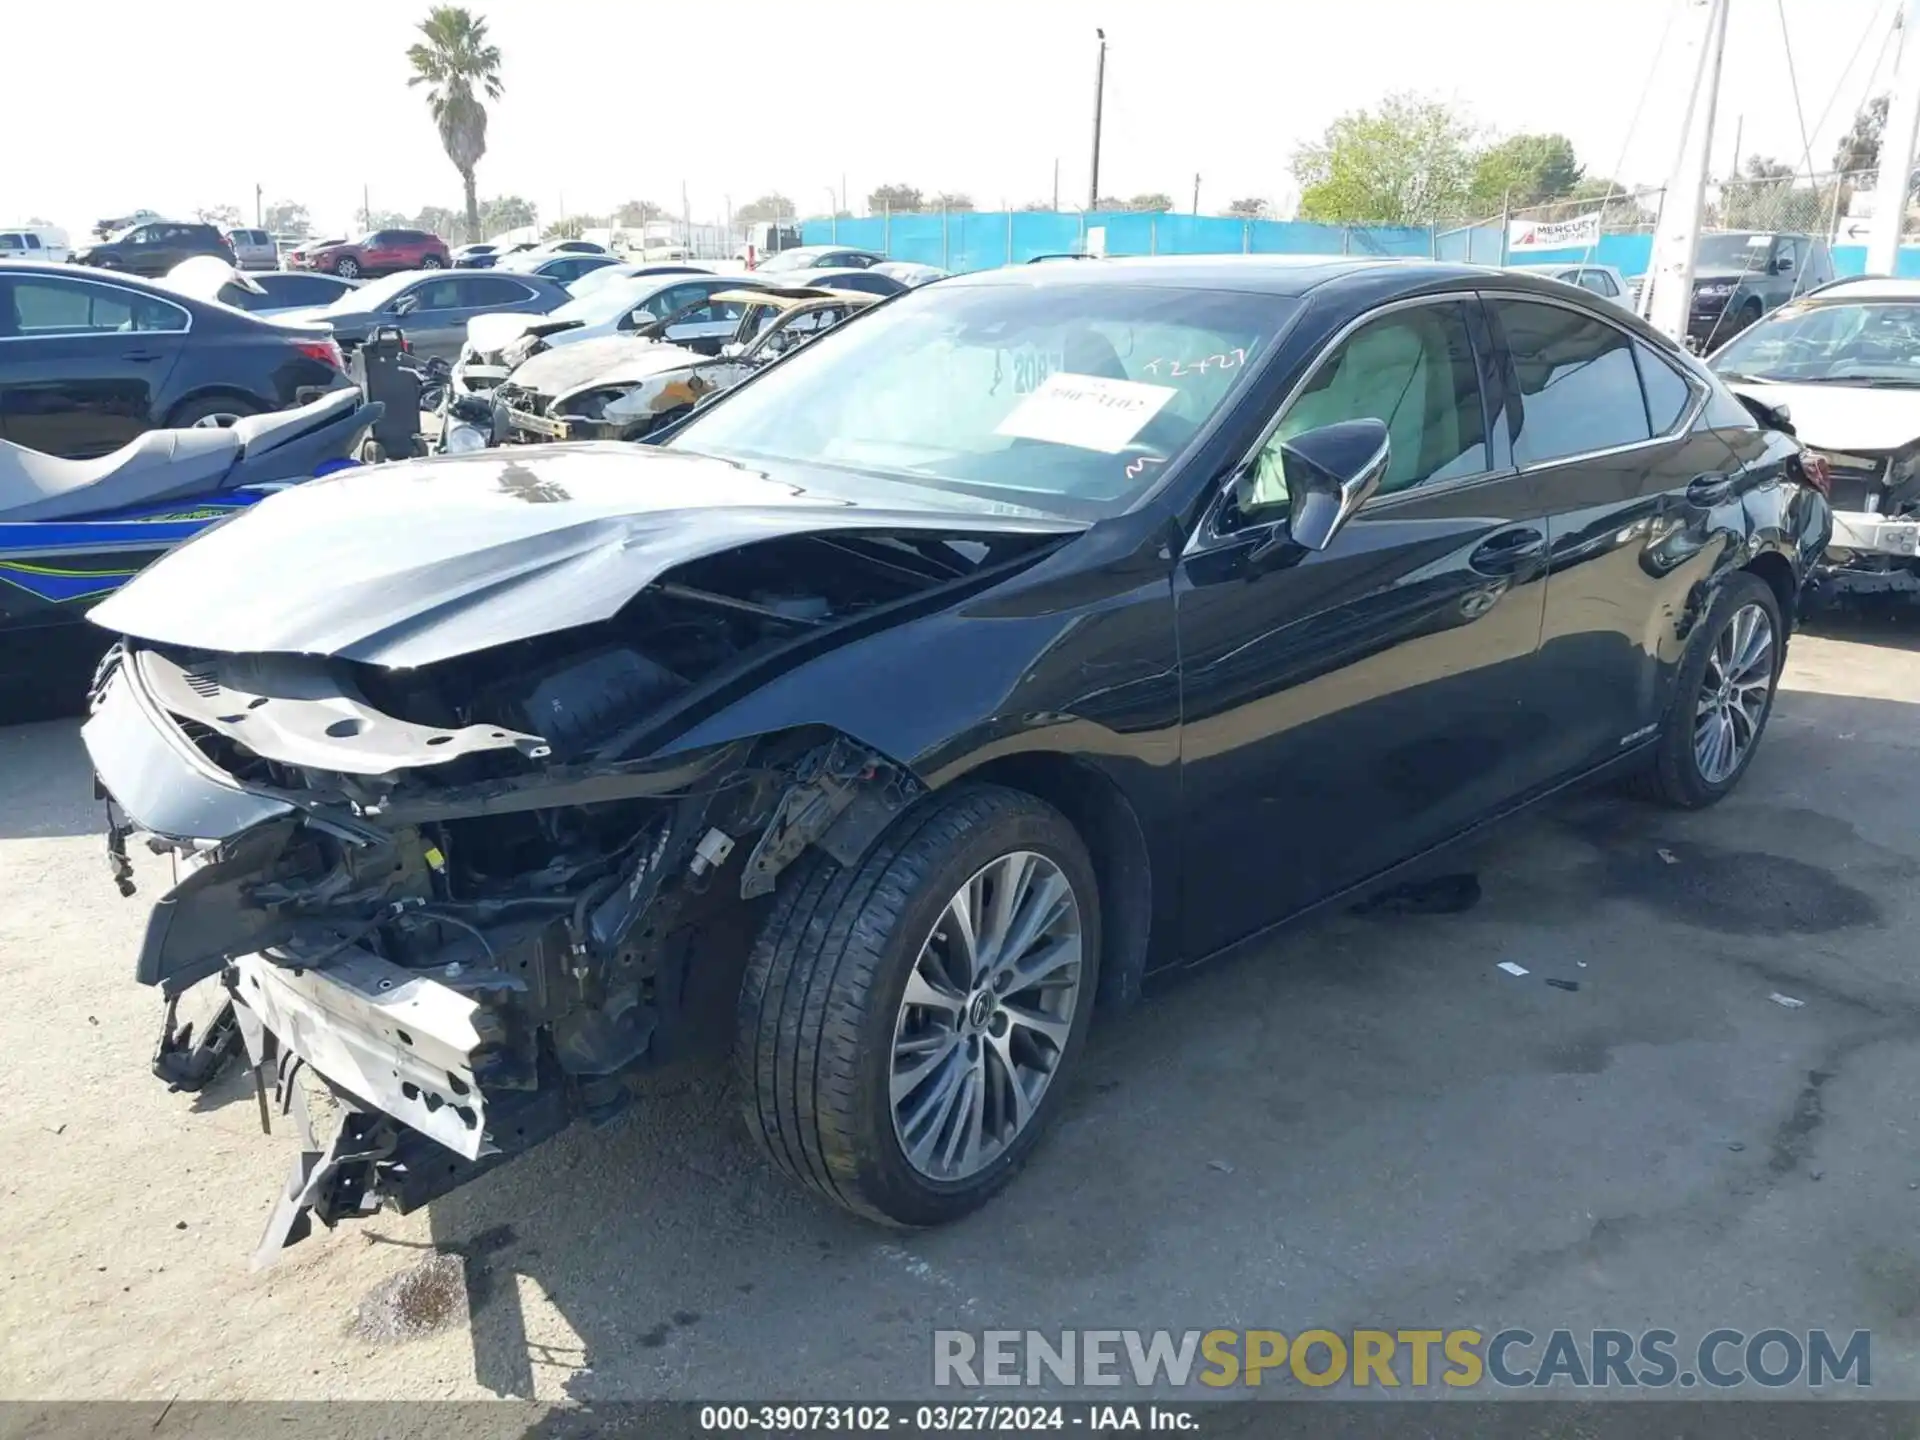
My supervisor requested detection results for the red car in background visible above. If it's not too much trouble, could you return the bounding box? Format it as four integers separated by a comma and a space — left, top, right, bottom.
286, 228, 449, 279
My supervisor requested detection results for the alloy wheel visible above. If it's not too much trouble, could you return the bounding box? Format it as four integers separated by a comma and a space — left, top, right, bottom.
889, 850, 1084, 1181
189, 412, 243, 429
1693, 601, 1773, 784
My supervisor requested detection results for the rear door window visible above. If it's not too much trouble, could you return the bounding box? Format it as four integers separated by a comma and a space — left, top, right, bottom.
1633, 340, 1697, 434
1490, 299, 1651, 465
7, 276, 189, 334
456, 276, 538, 307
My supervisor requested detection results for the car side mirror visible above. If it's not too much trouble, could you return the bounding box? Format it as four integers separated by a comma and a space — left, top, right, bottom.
1274, 418, 1391, 551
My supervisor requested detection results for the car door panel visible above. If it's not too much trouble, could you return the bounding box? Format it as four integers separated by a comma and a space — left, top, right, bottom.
1173, 295, 1554, 960
0, 275, 189, 457
1487, 294, 1739, 780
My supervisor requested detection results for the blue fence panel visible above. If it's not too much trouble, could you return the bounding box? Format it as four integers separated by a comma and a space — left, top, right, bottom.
1010, 212, 1087, 261
1434, 223, 1505, 265
1150, 214, 1249, 255
1247, 220, 1339, 255
1347, 225, 1433, 257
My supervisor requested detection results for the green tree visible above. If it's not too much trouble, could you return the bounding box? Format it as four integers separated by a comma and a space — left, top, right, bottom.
931, 191, 974, 212
413, 205, 462, 240
478, 195, 536, 236
1126, 192, 1173, 212
195, 203, 242, 228
1017, 199, 1055, 212
1834, 96, 1888, 178
735, 193, 794, 224
406, 6, 504, 244
543, 214, 607, 240
1470, 132, 1583, 212
356, 207, 409, 233
262, 199, 309, 236
615, 199, 662, 227
1225, 197, 1268, 218
1292, 93, 1477, 224
867, 183, 923, 213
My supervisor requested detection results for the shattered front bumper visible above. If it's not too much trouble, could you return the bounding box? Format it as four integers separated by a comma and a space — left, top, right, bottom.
80, 650, 574, 1263
232, 954, 574, 1266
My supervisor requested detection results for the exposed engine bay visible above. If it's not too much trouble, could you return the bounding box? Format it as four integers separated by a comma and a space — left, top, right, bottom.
88, 522, 1067, 1261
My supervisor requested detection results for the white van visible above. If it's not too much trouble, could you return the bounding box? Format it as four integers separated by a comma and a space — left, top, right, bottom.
0, 226, 72, 264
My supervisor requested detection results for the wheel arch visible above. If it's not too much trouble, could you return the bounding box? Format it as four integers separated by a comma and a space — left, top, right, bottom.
940, 750, 1155, 1015
164, 385, 269, 427
1741, 548, 1799, 641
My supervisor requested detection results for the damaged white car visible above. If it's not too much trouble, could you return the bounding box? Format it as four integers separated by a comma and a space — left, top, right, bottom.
1710, 276, 1920, 596
492, 286, 882, 444
452, 273, 767, 396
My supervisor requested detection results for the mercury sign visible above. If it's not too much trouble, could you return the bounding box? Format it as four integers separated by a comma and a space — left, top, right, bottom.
1508, 212, 1603, 252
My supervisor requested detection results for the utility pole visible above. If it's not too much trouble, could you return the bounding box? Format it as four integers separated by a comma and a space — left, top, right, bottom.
362, 183, 370, 232
1870, 0, 1920, 274
1645, 0, 1730, 340
1727, 114, 1743, 180
1192, 172, 1201, 214
1087, 28, 1107, 211
255, 183, 263, 228
682, 181, 693, 253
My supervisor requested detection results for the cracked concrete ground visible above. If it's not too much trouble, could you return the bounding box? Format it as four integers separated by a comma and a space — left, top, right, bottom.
3, 613, 1920, 1404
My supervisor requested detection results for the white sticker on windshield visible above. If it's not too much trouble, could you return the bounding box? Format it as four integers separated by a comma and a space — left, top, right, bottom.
994, 371, 1177, 453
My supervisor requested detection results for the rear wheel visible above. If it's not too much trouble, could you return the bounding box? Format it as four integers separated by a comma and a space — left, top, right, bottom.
334, 255, 361, 279
1637, 571, 1783, 808
419, 254, 444, 270
737, 785, 1099, 1226
169, 395, 261, 429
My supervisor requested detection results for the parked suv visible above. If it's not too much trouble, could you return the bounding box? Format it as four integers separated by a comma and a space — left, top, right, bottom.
288, 229, 450, 279
1665, 232, 1834, 351
72, 221, 233, 277
224, 228, 279, 272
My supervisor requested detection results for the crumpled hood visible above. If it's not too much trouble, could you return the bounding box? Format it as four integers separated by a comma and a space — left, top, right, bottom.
1726, 381, 1920, 454
510, 336, 699, 398
88, 443, 1082, 669
467, 310, 560, 358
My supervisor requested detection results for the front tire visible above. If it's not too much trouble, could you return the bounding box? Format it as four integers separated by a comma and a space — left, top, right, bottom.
737, 784, 1100, 1227
1638, 571, 1783, 808
420, 254, 445, 270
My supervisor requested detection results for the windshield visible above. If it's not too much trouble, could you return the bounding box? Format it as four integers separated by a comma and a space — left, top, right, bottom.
756, 249, 820, 273
669, 280, 1296, 518
1711, 301, 1920, 386
567, 265, 635, 296
324, 272, 415, 312
1695, 234, 1772, 271
545, 279, 665, 327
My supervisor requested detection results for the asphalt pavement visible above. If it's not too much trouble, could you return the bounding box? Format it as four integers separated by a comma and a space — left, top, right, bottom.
4, 613, 1920, 1405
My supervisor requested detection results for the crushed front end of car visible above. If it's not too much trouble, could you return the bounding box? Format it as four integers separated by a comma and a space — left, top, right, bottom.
80, 447, 1078, 1262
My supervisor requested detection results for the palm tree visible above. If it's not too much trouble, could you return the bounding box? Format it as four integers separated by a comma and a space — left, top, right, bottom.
406, 6, 503, 243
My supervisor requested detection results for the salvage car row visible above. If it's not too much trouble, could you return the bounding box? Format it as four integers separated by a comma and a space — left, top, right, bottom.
0, 249, 1852, 1269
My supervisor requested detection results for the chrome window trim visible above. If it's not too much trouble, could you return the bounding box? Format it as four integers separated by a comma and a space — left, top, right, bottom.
1473, 288, 1708, 468
0, 272, 192, 340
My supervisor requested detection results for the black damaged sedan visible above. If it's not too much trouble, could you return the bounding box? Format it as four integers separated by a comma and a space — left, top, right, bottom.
81, 257, 1830, 1253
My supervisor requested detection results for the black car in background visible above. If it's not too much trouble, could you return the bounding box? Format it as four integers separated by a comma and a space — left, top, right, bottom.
0, 264, 349, 457
72, 222, 234, 278
83, 257, 1830, 1248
